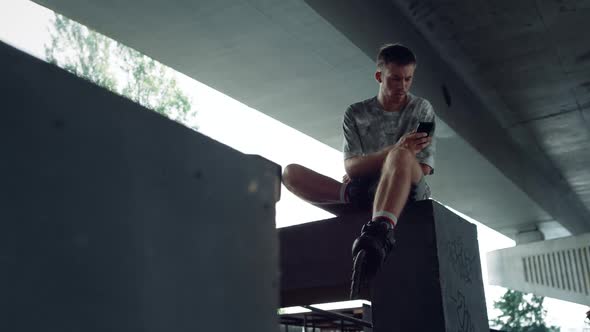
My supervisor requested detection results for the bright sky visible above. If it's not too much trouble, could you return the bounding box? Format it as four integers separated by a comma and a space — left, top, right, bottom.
1, 1, 587, 330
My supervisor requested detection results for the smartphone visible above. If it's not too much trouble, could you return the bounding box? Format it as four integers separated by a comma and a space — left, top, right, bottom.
416, 121, 434, 136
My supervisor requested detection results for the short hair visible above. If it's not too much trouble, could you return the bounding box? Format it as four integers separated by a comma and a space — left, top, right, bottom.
376, 43, 417, 68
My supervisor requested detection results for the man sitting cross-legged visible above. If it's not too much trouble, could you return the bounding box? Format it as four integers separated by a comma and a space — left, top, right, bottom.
281, 44, 437, 295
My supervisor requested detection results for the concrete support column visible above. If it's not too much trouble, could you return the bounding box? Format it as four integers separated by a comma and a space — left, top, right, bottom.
516, 227, 545, 245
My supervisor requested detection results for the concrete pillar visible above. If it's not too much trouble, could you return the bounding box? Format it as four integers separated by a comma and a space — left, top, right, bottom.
372, 200, 489, 331
0, 41, 280, 332
516, 228, 545, 245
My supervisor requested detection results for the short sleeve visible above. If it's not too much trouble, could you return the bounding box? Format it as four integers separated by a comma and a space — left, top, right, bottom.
415, 100, 436, 174
342, 106, 363, 160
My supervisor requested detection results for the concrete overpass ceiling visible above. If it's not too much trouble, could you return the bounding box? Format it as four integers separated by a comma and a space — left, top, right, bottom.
29, 0, 589, 238
383, 0, 590, 230
32, 0, 377, 147
394, 1, 590, 180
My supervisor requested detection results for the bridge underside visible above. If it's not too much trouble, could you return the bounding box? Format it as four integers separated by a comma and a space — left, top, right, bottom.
27, 0, 590, 241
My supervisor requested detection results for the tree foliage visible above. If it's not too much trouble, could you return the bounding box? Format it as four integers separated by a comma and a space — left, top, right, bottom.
44, 13, 196, 127
490, 290, 560, 332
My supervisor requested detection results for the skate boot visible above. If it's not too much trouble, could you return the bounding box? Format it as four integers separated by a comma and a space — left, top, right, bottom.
350, 218, 395, 299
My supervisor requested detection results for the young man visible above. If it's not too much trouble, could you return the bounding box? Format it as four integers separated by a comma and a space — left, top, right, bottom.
282, 44, 436, 286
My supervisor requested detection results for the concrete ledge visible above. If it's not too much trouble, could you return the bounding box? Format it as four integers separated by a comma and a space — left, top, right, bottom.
279, 200, 490, 331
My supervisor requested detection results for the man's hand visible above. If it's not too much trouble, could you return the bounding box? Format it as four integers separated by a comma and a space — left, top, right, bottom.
344, 132, 431, 178
342, 174, 351, 183
396, 131, 431, 155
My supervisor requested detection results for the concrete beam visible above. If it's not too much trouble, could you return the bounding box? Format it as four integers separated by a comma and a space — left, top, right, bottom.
488, 233, 590, 305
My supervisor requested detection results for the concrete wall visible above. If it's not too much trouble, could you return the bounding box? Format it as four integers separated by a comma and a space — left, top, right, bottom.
488, 233, 590, 305
0, 42, 280, 331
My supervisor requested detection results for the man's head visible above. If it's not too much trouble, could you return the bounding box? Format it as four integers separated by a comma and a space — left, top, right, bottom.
376, 43, 416, 68
375, 44, 417, 103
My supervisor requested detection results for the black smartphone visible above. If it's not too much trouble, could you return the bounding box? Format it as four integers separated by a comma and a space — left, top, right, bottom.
416, 121, 434, 136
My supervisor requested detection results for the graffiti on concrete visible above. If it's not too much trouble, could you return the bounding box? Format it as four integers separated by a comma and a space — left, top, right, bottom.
446, 237, 477, 284
450, 289, 475, 332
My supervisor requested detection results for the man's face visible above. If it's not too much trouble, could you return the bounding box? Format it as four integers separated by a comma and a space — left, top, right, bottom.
376, 62, 416, 100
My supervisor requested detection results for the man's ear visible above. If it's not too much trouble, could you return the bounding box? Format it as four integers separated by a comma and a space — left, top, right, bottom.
375, 70, 382, 83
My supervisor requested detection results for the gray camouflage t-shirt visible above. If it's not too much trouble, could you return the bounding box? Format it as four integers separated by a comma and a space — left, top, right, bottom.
342, 93, 436, 173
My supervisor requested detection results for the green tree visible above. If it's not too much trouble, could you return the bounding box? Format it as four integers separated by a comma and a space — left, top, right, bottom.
44, 13, 196, 127
490, 290, 560, 332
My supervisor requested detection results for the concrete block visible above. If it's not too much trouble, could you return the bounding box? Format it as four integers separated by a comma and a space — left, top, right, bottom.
373, 200, 489, 332
0, 42, 280, 332
280, 200, 489, 332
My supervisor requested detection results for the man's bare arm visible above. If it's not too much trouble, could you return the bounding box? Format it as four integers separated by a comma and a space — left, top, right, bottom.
345, 132, 432, 178
344, 147, 394, 178
346, 154, 432, 178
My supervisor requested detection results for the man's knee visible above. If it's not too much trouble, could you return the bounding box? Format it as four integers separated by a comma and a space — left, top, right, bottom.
383, 147, 415, 170
282, 163, 304, 189
382, 147, 423, 181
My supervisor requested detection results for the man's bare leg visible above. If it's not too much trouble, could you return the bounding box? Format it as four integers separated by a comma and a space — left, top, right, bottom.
350, 147, 426, 299
372, 147, 425, 224
282, 164, 344, 204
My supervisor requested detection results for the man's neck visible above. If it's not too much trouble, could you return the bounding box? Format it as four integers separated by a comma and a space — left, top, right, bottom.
377, 93, 408, 112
